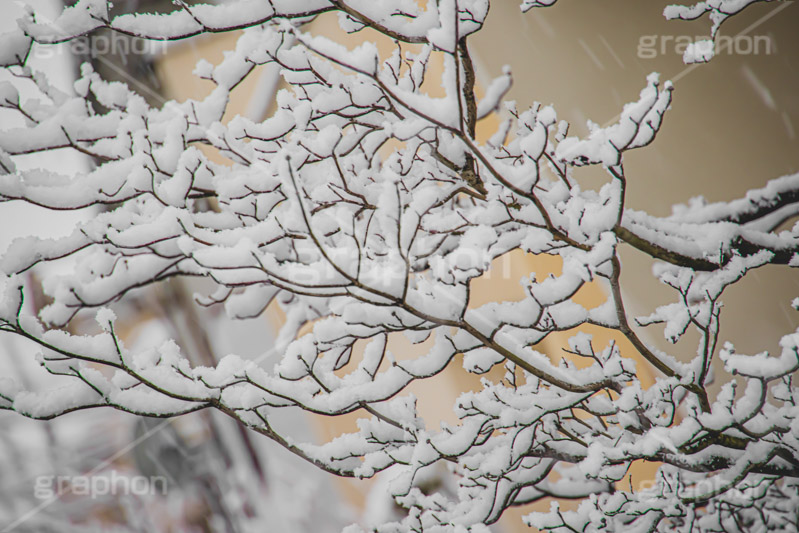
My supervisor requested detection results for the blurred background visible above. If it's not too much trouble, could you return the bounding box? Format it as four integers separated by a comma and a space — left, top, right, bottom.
0, 1, 797, 531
